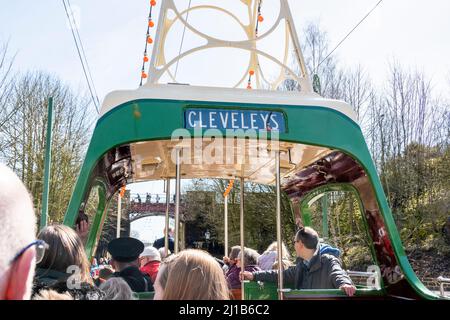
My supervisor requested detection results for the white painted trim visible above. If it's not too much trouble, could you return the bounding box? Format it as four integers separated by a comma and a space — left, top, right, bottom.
100, 84, 359, 124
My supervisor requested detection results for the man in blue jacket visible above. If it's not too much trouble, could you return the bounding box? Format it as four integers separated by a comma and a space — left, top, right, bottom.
241, 226, 356, 296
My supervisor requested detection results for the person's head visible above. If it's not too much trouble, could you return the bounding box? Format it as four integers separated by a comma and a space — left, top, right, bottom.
37, 224, 92, 284
264, 241, 291, 260
236, 247, 260, 268
228, 246, 241, 265
107, 237, 144, 272
294, 226, 319, 259
153, 253, 178, 300
99, 277, 135, 300
160, 249, 230, 300
158, 247, 171, 260
163, 227, 174, 237
0, 164, 37, 300
139, 246, 161, 267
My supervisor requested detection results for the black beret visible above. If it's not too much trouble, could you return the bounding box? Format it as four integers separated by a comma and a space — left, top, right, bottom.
107, 237, 144, 262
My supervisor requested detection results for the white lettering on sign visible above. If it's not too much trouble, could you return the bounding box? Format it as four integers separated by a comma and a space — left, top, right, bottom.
184, 108, 286, 132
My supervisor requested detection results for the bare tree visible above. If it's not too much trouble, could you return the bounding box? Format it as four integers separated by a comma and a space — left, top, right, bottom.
0, 71, 94, 222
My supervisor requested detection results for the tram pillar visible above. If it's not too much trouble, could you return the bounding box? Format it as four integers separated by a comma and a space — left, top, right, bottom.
175, 148, 181, 254
164, 178, 171, 256
275, 150, 284, 300
240, 177, 245, 300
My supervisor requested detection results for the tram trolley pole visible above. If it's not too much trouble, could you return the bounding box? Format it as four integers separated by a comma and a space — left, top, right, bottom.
164, 178, 171, 257
240, 177, 245, 300
175, 148, 181, 254
275, 150, 284, 300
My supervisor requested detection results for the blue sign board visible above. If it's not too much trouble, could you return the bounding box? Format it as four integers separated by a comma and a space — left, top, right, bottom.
184, 108, 286, 132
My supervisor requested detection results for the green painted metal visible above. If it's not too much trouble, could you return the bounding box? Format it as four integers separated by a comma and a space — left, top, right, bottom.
62, 98, 440, 299
321, 195, 329, 238
283, 288, 385, 298
244, 281, 384, 299
40, 97, 53, 230
244, 281, 278, 300
84, 181, 107, 259
133, 291, 155, 300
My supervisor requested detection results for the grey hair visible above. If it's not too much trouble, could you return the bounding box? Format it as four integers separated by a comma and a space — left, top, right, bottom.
0, 164, 36, 275
99, 277, 135, 300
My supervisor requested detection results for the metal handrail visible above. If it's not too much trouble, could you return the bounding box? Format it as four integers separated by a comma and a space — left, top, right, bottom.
437, 276, 450, 297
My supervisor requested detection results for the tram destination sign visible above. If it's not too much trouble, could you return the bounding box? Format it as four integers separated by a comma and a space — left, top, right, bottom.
184, 108, 286, 132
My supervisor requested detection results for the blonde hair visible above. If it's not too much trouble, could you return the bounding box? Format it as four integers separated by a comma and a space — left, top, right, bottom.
272, 259, 294, 270
33, 289, 73, 300
99, 277, 135, 300
163, 249, 230, 300
37, 224, 92, 284
264, 241, 291, 260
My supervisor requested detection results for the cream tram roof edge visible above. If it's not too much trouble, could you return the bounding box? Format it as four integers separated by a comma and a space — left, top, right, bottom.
100, 84, 358, 123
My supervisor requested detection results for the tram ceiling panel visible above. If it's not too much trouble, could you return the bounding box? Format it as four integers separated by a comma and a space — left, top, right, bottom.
128, 139, 334, 185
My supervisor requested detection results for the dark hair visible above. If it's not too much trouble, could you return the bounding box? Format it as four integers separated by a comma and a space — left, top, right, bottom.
229, 246, 241, 260
295, 226, 319, 250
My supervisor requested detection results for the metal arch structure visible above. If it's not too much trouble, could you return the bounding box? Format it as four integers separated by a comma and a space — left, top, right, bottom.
128, 202, 185, 222
147, 0, 313, 92
129, 211, 176, 223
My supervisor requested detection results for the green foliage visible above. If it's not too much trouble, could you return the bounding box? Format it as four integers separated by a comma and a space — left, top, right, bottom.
183, 179, 296, 255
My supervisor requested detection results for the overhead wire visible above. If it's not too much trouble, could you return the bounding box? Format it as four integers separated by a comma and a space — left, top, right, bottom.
174, 0, 192, 81
62, 0, 100, 113
316, 0, 384, 72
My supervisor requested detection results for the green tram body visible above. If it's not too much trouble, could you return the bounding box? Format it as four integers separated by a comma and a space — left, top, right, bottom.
63, 84, 441, 300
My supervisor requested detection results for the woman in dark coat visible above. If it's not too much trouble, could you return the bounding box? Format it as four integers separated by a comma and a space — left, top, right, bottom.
32, 225, 105, 300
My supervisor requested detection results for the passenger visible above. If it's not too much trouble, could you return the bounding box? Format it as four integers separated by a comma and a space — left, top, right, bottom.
33, 225, 105, 300
223, 245, 240, 274
258, 241, 292, 270
158, 247, 171, 260
153, 228, 175, 252
108, 237, 153, 293
241, 226, 356, 296
319, 241, 341, 258
226, 247, 261, 289
139, 246, 161, 283
157, 249, 230, 300
99, 277, 135, 300
0, 164, 38, 300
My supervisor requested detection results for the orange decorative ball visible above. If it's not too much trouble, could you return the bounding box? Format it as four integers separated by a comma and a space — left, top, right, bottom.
258, 15, 264, 22
147, 36, 153, 44
142, 72, 148, 79
143, 56, 149, 62
148, 20, 155, 28
249, 70, 255, 76
150, 0, 156, 6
